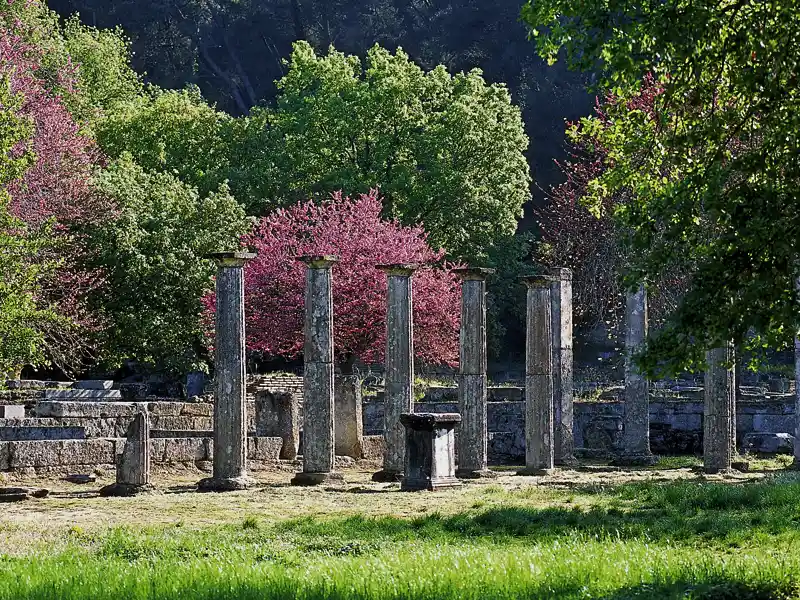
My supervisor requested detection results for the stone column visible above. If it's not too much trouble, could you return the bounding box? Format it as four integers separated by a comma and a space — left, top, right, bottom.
551, 268, 575, 466
373, 264, 418, 482
199, 251, 256, 491
617, 284, 657, 466
292, 256, 343, 486
704, 343, 734, 474
100, 411, 152, 497
334, 376, 364, 459
453, 267, 495, 479
518, 275, 557, 475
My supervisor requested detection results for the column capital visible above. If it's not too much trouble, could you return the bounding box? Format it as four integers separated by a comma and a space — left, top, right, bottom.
520, 274, 559, 288
549, 267, 572, 281
452, 267, 495, 281
297, 255, 339, 268
376, 263, 420, 276
205, 251, 257, 268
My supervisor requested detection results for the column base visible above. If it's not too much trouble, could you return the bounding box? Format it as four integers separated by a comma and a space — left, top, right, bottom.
371, 469, 403, 482
197, 475, 256, 492
99, 483, 155, 497
612, 453, 659, 467
290, 471, 344, 486
516, 467, 554, 476
456, 468, 498, 479
401, 477, 461, 492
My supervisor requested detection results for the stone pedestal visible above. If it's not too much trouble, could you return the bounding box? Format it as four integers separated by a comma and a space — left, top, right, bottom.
617, 284, 658, 466
255, 390, 299, 460
551, 268, 575, 466
373, 264, 418, 482
518, 275, 557, 476
704, 344, 734, 474
100, 412, 152, 497
400, 413, 461, 491
199, 252, 257, 492
292, 256, 343, 486
453, 267, 496, 479
335, 376, 364, 459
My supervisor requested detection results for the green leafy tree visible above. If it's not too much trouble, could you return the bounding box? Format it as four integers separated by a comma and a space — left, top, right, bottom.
84, 155, 250, 374
0, 74, 60, 378
521, 0, 800, 375
240, 41, 531, 262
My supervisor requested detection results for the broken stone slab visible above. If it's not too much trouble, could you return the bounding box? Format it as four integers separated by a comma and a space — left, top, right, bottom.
0, 487, 49, 502
743, 432, 795, 454
0, 406, 24, 419
100, 412, 152, 497
73, 381, 114, 390
44, 389, 122, 400
63, 474, 96, 484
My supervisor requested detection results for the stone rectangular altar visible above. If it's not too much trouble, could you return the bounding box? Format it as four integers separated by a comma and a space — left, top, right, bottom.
399, 413, 461, 491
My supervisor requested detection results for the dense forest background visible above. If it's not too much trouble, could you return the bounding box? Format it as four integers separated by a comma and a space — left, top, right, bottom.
48, 0, 593, 208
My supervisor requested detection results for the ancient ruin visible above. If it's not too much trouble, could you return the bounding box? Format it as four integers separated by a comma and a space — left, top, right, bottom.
100, 411, 152, 497
704, 345, 735, 473
453, 267, 495, 479
550, 268, 575, 466
291, 256, 342, 486
372, 264, 418, 482
198, 252, 257, 492
399, 412, 461, 491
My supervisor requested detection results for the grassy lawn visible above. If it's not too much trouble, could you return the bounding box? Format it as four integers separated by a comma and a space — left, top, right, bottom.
1, 461, 799, 599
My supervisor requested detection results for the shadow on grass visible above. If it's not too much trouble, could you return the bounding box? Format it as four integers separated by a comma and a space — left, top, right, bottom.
277, 477, 800, 545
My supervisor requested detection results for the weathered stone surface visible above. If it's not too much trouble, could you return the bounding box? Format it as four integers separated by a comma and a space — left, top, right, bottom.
292, 256, 338, 486
704, 345, 735, 473
0, 426, 85, 441
246, 437, 283, 462
179, 402, 214, 417
744, 432, 795, 454
73, 381, 114, 390
360, 435, 385, 461
453, 268, 494, 479
35, 401, 147, 418
101, 412, 151, 496
550, 268, 575, 466
255, 391, 299, 459
0, 406, 24, 419
400, 413, 461, 491
200, 253, 255, 492
373, 264, 417, 482
44, 389, 122, 400
334, 376, 363, 459
519, 275, 556, 475
7, 440, 115, 469
618, 285, 656, 465
488, 431, 525, 464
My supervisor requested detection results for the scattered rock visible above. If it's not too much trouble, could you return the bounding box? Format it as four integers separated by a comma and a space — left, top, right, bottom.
742, 432, 795, 455
63, 474, 96, 484
0, 487, 49, 502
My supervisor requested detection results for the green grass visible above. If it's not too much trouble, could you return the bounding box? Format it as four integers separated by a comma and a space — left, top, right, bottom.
3, 475, 800, 599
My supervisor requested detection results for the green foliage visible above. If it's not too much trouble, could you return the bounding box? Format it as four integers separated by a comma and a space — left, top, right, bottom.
94, 86, 233, 195
84, 155, 250, 374
0, 74, 58, 377
238, 41, 530, 261
521, 0, 800, 376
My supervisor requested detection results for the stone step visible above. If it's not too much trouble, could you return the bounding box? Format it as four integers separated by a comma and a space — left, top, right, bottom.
44, 389, 122, 400
72, 380, 114, 390
35, 401, 217, 419
4, 380, 72, 390
0, 426, 85, 441
0, 406, 24, 419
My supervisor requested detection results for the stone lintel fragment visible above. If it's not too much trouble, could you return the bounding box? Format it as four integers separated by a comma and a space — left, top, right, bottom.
205, 251, 257, 267
376, 263, 420, 276
297, 255, 339, 268
452, 267, 495, 281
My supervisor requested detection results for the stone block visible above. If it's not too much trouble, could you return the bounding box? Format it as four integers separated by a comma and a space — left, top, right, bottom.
0, 444, 9, 470
246, 437, 282, 461
743, 432, 795, 454
752, 414, 794, 434
179, 403, 214, 417
44, 389, 122, 400
63, 439, 116, 466
0, 406, 24, 419
334, 377, 363, 459
73, 380, 114, 390
35, 401, 144, 418
400, 413, 461, 491
162, 438, 207, 462
255, 391, 299, 459
488, 431, 525, 464
118, 383, 149, 400
0, 427, 86, 441
360, 435, 385, 461
146, 402, 184, 417
488, 387, 524, 402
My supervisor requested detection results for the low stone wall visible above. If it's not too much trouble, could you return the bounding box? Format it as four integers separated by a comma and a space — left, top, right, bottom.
363, 386, 797, 462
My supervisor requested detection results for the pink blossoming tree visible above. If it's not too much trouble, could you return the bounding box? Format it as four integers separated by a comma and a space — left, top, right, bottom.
205, 190, 461, 371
